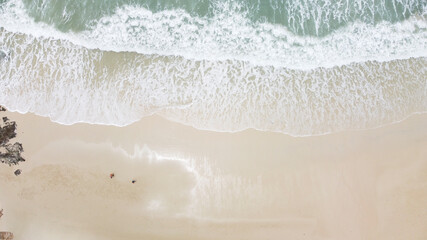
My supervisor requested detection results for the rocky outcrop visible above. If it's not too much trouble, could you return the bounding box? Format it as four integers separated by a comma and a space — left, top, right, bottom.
0, 106, 25, 167
0, 119, 17, 145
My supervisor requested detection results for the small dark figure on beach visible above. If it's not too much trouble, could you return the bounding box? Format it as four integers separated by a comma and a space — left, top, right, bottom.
14, 169, 21, 176
110, 173, 114, 179
131, 180, 136, 184
0, 209, 3, 218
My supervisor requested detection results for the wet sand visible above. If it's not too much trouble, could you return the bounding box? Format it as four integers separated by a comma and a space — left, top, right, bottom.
0, 111, 426, 240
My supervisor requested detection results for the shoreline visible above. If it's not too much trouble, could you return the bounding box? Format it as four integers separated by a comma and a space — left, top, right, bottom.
2, 106, 426, 138
0, 111, 426, 239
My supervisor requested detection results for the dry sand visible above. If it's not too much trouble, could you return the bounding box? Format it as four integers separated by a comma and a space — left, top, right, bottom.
0, 111, 426, 240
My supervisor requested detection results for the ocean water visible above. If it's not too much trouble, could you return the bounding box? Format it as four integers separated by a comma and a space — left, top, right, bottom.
0, 0, 426, 136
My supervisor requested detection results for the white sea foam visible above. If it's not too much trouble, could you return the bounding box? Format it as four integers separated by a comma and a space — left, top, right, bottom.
0, 0, 426, 70
0, 28, 426, 136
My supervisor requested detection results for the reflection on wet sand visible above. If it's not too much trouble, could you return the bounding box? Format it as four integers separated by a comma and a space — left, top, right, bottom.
0, 111, 426, 239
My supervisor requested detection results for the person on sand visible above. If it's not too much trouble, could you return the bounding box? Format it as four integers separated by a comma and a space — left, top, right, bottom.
131, 180, 136, 184
110, 173, 114, 179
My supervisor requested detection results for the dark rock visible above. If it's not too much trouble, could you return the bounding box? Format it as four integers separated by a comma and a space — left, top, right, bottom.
0, 113, 25, 166
14, 169, 21, 176
0, 120, 17, 145
0, 143, 25, 166
0, 106, 5, 112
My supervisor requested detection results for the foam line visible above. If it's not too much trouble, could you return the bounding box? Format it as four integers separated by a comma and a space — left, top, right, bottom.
0, 28, 426, 136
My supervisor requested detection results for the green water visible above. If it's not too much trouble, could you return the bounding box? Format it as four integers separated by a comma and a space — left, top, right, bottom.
16, 0, 426, 36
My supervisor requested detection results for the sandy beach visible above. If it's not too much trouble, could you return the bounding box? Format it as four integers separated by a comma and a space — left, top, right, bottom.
1, 1, 426, 239
0, 110, 426, 240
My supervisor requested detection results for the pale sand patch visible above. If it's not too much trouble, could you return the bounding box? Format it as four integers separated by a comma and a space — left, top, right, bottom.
0, 111, 426, 240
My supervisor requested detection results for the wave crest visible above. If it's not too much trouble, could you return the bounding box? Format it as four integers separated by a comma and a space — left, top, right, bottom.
0, 0, 426, 69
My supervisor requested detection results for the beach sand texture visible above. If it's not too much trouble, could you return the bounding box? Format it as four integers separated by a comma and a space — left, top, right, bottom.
1, 0, 426, 239
0, 111, 426, 240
